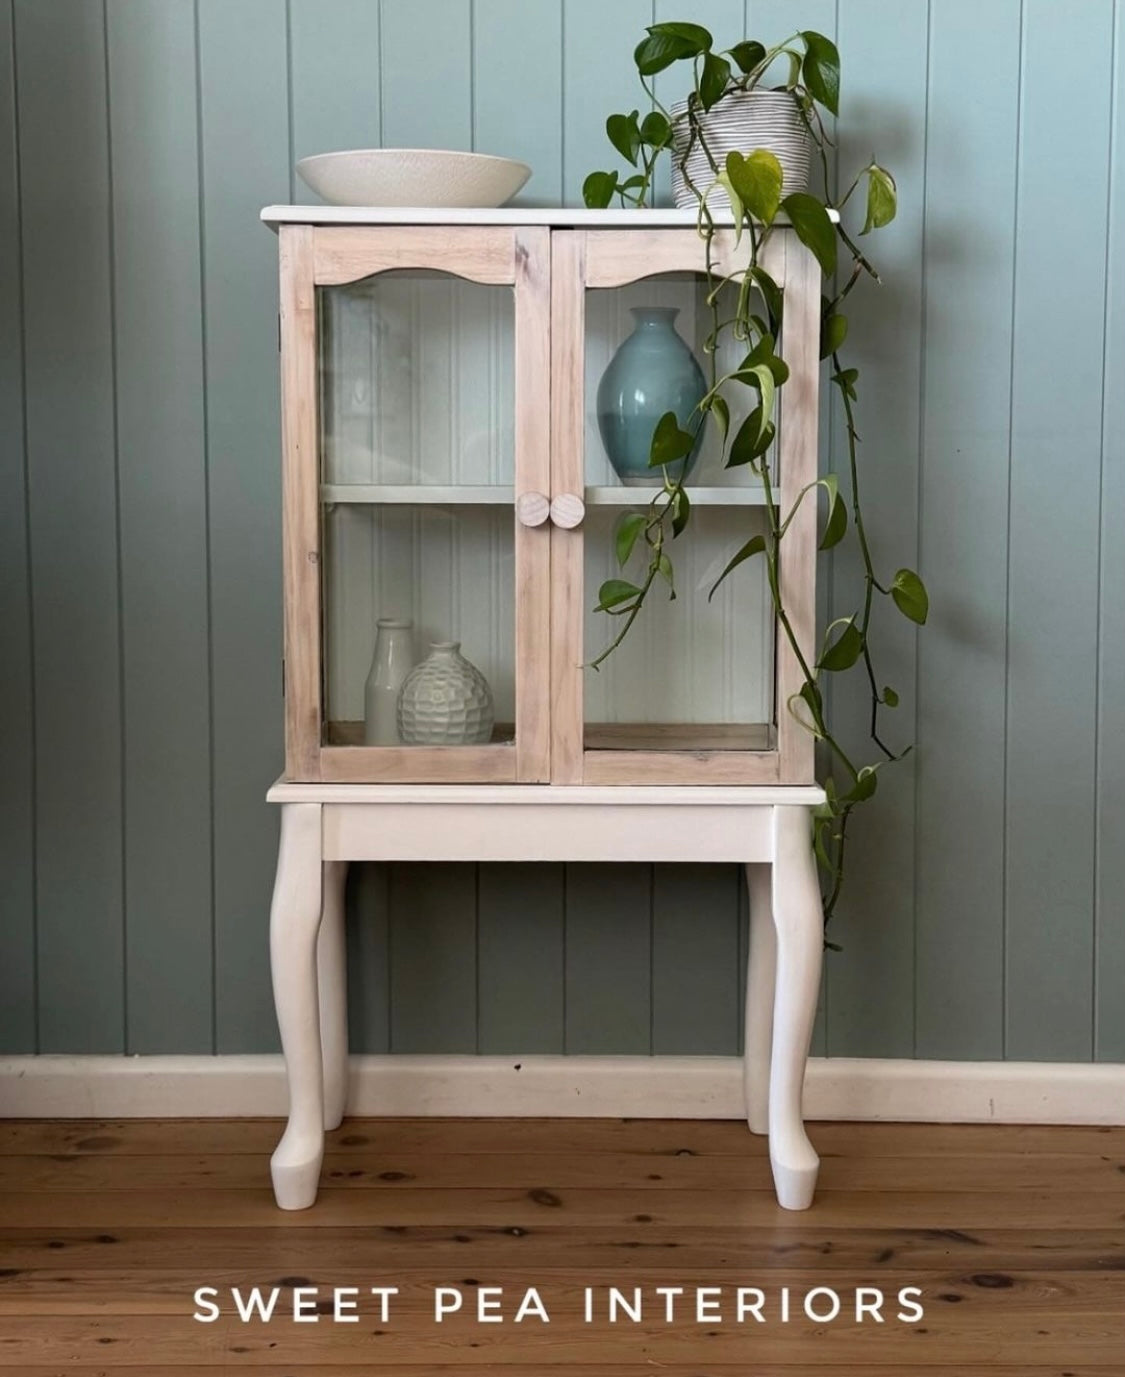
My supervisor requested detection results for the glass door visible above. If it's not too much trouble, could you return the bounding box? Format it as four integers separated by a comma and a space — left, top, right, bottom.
550, 228, 819, 785
279, 225, 550, 783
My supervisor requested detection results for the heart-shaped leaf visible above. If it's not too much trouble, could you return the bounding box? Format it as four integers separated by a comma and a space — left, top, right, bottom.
818, 618, 864, 672
819, 477, 847, 549
614, 511, 646, 568
640, 110, 671, 147
648, 410, 695, 467
583, 171, 617, 208
862, 163, 898, 235
891, 568, 929, 624
606, 111, 641, 166
726, 409, 774, 466
596, 578, 642, 613
728, 39, 766, 74
700, 52, 732, 111
648, 20, 712, 49
670, 485, 691, 537
750, 265, 783, 330
820, 309, 847, 359
708, 533, 766, 600
781, 192, 837, 276
634, 22, 711, 73
883, 685, 900, 708
801, 30, 840, 115
725, 149, 783, 225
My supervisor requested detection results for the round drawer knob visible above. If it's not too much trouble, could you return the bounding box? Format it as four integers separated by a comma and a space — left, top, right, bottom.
515, 492, 550, 527
550, 493, 586, 529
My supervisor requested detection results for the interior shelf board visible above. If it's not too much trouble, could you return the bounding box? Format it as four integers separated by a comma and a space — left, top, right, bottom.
321, 484, 513, 505
585, 485, 769, 506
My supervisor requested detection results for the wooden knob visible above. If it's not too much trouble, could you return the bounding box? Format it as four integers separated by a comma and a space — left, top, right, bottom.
550, 493, 585, 529
515, 492, 550, 527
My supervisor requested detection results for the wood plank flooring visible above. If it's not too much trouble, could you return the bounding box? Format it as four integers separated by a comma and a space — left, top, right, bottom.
0, 1117, 1122, 1372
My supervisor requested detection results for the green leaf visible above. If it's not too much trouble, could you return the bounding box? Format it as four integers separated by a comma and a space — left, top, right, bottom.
847, 766, 879, 803
606, 111, 641, 166
891, 568, 929, 625
656, 552, 675, 593
708, 393, 730, 443
819, 476, 847, 550
820, 309, 848, 359
861, 163, 898, 235
595, 578, 642, 613
648, 20, 712, 49
883, 685, 900, 708
728, 39, 766, 74
648, 410, 694, 467
699, 52, 731, 111
583, 171, 617, 209
750, 265, 783, 331
614, 511, 647, 568
725, 149, 783, 225
741, 363, 776, 441
818, 618, 864, 672
717, 171, 744, 234
640, 110, 671, 147
781, 192, 837, 276
831, 366, 859, 401
634, 23, 710, 73
800, 30, 840, 115
708, 533, 766, 600
671, 485, 691, 537
741, 333, 789, 385
727, 409, 774, 466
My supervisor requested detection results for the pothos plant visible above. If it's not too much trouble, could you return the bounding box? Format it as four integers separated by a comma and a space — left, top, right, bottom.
583, 22, 928, 927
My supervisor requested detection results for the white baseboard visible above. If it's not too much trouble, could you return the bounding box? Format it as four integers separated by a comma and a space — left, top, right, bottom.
1, 1054, 1122, 1124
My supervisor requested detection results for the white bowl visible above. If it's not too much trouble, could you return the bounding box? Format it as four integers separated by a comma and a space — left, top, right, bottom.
296, 148, 531, 208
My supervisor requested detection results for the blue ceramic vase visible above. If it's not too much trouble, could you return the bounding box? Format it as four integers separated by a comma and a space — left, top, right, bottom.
596, 307, 707, 486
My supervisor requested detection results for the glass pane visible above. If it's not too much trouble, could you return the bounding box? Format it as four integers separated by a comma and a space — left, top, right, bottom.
584, 274, 775, 751
319, 273, 516, 749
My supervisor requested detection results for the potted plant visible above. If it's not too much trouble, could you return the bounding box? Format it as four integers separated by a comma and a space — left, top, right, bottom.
583, 23, 928, 929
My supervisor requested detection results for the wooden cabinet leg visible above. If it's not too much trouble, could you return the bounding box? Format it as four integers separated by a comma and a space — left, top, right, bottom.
269, 802, 326, 1210
743, 863, 776, 1135
768, 805, 823, 1210
318, 861, 349, 1132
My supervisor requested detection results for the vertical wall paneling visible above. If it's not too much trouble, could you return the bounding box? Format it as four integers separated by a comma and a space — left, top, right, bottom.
345, 863, 391, 1053
477, 864, 565, 1053
564, 864, 653, 1053
388, 864, 478, 1052
562, 0, 653, 206
107, 0, 212, 1053
377, 1, 480, 1035
1096, 3, 1125, 1063
652, 864, 740, 1053
822, 0, 928, 1057
198, 0, 290, 1051
0, 0, 34, 1051
288, 0, 388, 1051
16, 0, 124, 1051
290, 0, 383, 169
914, 0, 1021, 1059
1004, 0, 1113, 1061
474, 0, 564, 205
2, 0, 1124, 1062
379, 0, 471, 149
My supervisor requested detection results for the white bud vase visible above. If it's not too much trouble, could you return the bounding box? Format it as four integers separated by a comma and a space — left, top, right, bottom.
397, 641, 494, 746
363, 618, 414, 745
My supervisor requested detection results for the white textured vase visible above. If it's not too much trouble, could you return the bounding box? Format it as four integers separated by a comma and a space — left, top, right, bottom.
397, 642, 494, 746
363, 618, 415, 745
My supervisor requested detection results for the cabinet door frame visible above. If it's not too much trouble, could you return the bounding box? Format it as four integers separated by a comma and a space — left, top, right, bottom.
548, 227, 820, 786
278, 223, 552, 783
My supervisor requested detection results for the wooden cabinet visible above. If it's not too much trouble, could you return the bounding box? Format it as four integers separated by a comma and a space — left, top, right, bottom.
269, 209, 820, 789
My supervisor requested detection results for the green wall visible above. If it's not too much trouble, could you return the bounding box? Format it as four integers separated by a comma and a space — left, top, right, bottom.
1, 0, 1122, 1062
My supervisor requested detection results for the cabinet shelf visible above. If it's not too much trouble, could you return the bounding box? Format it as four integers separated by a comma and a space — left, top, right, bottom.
321, 483, 769, 507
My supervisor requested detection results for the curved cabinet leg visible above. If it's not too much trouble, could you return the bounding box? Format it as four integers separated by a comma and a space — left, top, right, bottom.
744, 863, 776, 1136
269, 803, 326, 1210
768, 805, 823, 1211
318, 860, 349, 1132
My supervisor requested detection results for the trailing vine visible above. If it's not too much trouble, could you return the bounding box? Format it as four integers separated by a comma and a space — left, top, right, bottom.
583, 22, 928, 925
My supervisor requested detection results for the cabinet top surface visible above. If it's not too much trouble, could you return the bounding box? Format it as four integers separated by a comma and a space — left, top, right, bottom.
261, 204, 742, 230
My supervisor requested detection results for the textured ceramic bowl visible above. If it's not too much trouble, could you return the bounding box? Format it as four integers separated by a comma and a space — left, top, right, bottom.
296, 149, 531, 208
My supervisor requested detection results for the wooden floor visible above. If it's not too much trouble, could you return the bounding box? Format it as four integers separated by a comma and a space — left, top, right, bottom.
0, 1118, 1122, 1373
